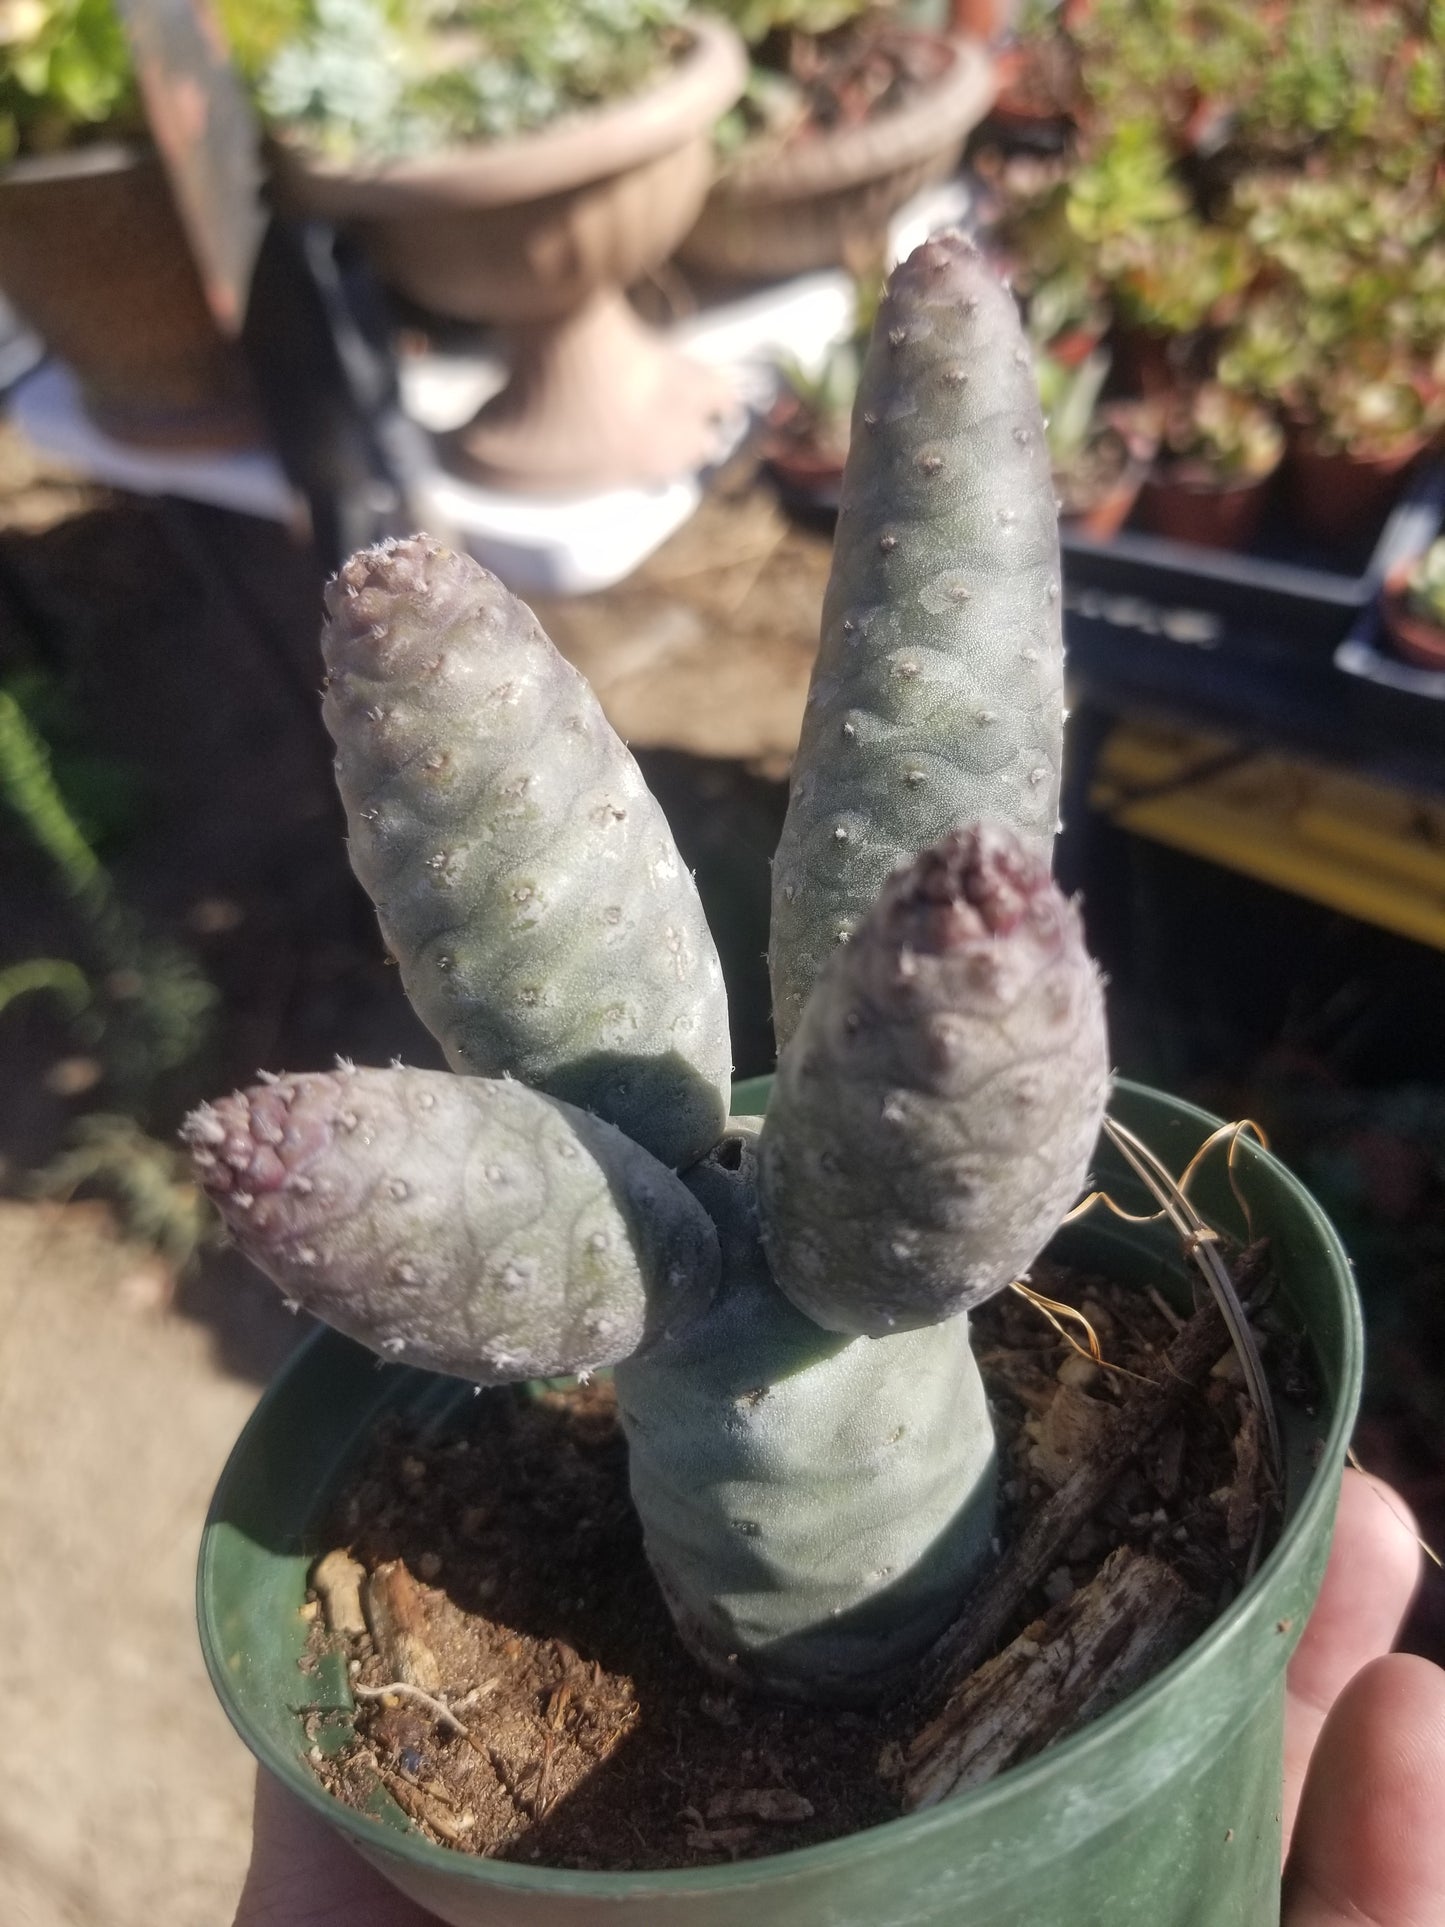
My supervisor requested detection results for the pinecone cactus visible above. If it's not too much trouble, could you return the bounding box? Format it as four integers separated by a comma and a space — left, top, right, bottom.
188, 231, 1109, 1703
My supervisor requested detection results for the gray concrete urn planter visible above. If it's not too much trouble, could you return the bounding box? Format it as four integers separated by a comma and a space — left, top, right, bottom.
678, 34, 994, 284
272, 17, 747, 494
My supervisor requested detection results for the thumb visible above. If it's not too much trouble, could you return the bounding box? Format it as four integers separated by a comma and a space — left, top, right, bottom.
1283, 1652, 1445, 1927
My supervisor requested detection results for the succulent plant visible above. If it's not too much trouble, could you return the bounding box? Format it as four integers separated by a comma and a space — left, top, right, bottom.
257, 0, 691, 161
1157, 380, 1284, 486
187, 232, 1110, 1703
1403, 538, 1445, 632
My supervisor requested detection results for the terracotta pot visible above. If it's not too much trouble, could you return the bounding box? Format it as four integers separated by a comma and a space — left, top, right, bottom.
1059, 461, 1146, 542
677, 35, 994, 284
1285, 431, 1426, 549
0, 143, 259, 451
1381, 560, 1445, 671
947, 0, 1020, 43
985, 33, 1079, 143
273, 17, 747, 493
1110, 325, 1182, 400
1042, 323, 1106, 369
1137, 464, 1276, 552
1057, 409, 1156, 541
762, 398, 848, 516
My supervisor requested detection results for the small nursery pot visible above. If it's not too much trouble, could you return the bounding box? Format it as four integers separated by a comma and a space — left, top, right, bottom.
1381, 559, 1445, 671
199, 1080, 1360, 1927
1284, 431, 1426, 550
1137, 466, 1275, 552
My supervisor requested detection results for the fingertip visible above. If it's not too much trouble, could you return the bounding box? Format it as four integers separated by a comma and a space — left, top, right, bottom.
237, 1770, 436, 1925
1338, 1466, 1422, 1584
1285, 1652, 1445, 1926
1288, 1468, 1422, 1717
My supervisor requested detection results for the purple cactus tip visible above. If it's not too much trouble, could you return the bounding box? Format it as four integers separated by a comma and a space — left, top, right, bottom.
181, 1065, 722, 1385
182, 1079, 326, 1214
889, 823, 1054, 946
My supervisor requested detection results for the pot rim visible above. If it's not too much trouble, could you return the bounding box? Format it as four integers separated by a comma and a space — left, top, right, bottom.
270, 13, 746, 212
198, 1077, 1361, 1898
0, 138, 155, 187
1286, 425, 1429, 474
1143, 460, 1278, 499
711, 35, 995, 204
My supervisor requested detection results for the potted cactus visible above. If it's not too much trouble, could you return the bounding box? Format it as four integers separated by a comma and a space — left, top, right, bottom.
1226, 165, 1445, 545
1036, 345, 1155, 539
194, 235, 1360, 1924
761, 266, 882, 514
1281, 357, 1441, 550
1136, 379, 1284, 551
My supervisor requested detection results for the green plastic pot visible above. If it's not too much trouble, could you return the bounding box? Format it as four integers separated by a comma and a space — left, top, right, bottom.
198, 1079, 1362, 1927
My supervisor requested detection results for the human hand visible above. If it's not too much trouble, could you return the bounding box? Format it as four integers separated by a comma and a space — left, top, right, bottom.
1282, 1469, 1444, 1923
234, 1468, 1443, 1925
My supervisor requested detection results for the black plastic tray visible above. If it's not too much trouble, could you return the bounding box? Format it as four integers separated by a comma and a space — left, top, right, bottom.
1061, 463, 1445, 666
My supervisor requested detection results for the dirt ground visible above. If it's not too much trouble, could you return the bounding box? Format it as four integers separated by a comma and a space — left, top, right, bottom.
0, 1201, 307, 1927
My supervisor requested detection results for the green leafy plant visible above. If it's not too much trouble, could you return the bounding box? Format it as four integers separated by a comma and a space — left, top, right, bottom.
1402, 537, 1445, 630
1066, 0, 1442, 170
1233, 169, 1445, 355
768, 268, 882, 468
259, 0, 691, 161
1157, 380, 1283, 485
0, 687, 214, 1104
188, 235, 1111, 1704
1103, 218, 1254, 338
1066, 0, 1266, 146
1216, 294, 1318, 410
1063, 119, 1190, 248
1037, 343, 1110, 471
1402, 535, 1445, 632
708, 0, 873, 43
0, 0, 139, 161
33, 1113, 216, 1271
1304, 357, 1439, 462
1019, 259, 1111, 358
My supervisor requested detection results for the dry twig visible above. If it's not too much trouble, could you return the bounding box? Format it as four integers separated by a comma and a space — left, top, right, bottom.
918, 1299, 1231, 1700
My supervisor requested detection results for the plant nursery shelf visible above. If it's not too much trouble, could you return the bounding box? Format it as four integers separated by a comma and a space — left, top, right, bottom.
1089, 721, 1445, 955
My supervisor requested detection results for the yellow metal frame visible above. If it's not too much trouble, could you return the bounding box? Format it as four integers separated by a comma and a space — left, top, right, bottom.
1089, 722, 1445, 953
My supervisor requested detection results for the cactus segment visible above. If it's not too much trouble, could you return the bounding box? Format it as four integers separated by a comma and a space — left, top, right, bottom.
768, 231, 1065, 1049
615, 1120, 997, 1702
184, 1065, 720, 1382
321, 537, 732, 1169
758, 825, 1110, 1337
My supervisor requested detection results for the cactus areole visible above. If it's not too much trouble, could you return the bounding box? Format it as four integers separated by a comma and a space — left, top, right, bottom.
189, 232, 1110, 1707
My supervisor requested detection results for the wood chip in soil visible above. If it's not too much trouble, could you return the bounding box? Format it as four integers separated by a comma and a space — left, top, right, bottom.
300, 1256, 1311, 1871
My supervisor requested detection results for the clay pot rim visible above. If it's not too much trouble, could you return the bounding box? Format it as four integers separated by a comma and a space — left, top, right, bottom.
1146, 456, 1279, 499
1286, 423, 1430, 475
709, 34, 995, 205
0, 138, 155, 188
271, 13, 746, 212
1055, 426, 1150, 523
